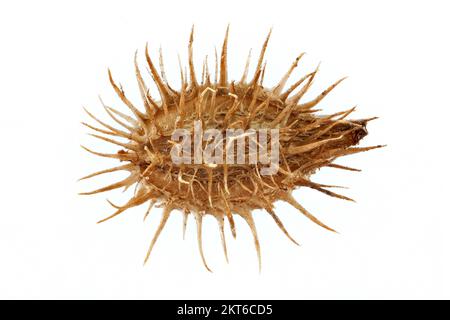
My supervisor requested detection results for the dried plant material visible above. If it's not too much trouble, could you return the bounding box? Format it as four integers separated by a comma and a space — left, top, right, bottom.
80, 27, 383, 271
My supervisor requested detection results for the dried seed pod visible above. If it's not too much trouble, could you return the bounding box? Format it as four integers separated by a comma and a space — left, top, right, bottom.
80, 27, 383, 271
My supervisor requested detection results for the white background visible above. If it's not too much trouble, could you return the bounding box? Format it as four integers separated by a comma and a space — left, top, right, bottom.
0, 0, 449, 299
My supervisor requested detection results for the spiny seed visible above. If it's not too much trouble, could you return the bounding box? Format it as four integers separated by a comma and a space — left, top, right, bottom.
80, 26, 383, 272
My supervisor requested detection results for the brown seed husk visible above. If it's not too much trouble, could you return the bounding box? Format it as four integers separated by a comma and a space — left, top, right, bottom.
80, 27, 382, 271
